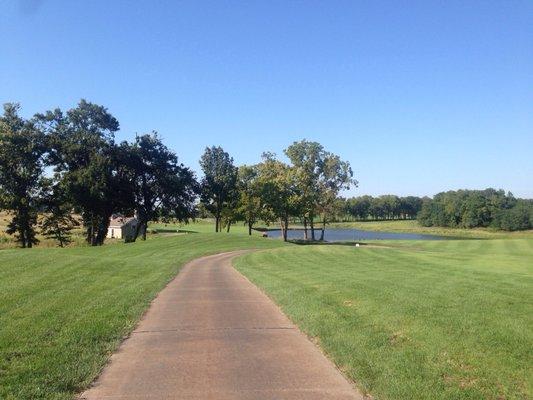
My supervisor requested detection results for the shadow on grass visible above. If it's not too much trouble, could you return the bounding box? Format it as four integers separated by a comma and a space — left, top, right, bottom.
288, 239, 371, 247
152, 228, 200, 234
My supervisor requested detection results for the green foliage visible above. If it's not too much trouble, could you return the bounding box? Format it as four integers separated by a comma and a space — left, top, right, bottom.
418, 188, 531, 230
256, 153, 299, 241
235, 165, 261, 235
37, 100, 127, 246
0, 104, 46, 248
344, 195, 424, 221
199, 146, 238, 232
40, 180, 78, 247
119, 133, 199, 240
492, 199, 533, 231
284, 139, 356, 239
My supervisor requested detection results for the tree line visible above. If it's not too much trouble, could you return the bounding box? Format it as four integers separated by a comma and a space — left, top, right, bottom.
338, 195, 424, 221
2, 100, 530, 249
0, 101, 356, 247
199, 141, 356, 241
418, 189, 533, 231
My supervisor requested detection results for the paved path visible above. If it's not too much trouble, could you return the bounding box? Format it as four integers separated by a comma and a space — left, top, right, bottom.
81, 251, 364, 400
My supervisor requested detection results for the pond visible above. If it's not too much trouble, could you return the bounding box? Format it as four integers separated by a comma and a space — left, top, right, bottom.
264, 228, 446, 241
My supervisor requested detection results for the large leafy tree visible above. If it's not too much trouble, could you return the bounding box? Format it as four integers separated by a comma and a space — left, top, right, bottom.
40, 179, 79, 247
284, 140, 324, 239
236, 164, 262, 235
316, 153, 356, 240
199, 146, 238, 232
0, 104, 46, 248
256, 153, 299, 242
37, 100, 129, 245
120, 133, 199, 241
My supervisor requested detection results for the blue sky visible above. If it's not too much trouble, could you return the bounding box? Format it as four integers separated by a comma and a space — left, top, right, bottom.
1, 0, 532, 197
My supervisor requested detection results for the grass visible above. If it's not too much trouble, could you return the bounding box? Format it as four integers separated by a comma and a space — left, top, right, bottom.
2, 216, 532, 400
329, 219, 533, 239
0, 232, 285, 399
234, 238, 533, 400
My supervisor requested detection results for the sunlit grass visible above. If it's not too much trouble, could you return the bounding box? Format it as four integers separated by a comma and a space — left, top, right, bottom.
0, 233, 286, 399
235, 238, 533, 400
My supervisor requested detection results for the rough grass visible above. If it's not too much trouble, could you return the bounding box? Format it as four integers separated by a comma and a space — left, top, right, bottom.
0, 211, 87, 249
234, 239, 533, 400
0, 233, 285, 399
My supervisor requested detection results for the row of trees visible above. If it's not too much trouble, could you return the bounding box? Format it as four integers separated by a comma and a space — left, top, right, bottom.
3, 100, 529, 248
0, 101, 198, 247
418, 189, 533, 231
339, 195, 424, 221
199, 140, 356, 241
0, 101, 356, 247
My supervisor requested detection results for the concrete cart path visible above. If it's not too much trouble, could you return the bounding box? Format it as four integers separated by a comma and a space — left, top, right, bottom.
81, 251, 364, 400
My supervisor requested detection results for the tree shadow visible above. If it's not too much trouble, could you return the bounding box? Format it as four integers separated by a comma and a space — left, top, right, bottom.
288, 239, 370, 247
152, 228, 199, 234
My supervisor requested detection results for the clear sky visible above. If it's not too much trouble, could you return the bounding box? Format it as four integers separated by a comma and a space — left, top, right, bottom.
1, 0, 532, 198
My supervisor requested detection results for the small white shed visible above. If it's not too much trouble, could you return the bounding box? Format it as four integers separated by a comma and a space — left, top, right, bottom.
107, 216, 138, 241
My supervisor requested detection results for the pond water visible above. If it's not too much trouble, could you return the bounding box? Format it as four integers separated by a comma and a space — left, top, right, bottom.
265, 228, 446, 241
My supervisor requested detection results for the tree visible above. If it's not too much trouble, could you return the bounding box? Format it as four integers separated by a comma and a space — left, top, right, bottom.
256, 153, 299, 242
0, 103, 46, 248
284, 140, 326, 240
345, 195, 372, 220
120, 133, 198, 241
37, 100, 126, 245
399, 196, 423, 219
236, 165, 261, 235
316, 153, 356, 240
199, 146, 238, 232
40, 179, 78, 247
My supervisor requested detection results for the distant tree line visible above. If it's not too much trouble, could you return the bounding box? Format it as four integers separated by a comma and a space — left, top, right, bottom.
418, 189, 533, 231
337, 195, 424, 221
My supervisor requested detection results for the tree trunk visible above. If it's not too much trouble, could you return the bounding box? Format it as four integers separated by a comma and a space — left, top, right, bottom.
248, 221, 252, 236
95, 211, 112, 245
303, 217, 308, 240
20, 228, 27, 248
133, 217, 142, 242
226, 221, 231, 233
320, 216, 326, 241
283, 214, 289, 242
141, 222, 147, 240
310, 215, 315, 241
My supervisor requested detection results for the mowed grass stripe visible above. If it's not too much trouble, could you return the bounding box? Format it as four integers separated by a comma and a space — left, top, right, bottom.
234, 239, 533, 400
0, 233, 285, 400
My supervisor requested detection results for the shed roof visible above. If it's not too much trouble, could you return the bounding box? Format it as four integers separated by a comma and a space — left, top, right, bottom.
109, 216, 137, 228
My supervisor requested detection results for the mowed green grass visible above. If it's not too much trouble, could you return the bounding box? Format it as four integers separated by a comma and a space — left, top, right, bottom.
0, 233, 285, 399
234, 239, 533, 400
